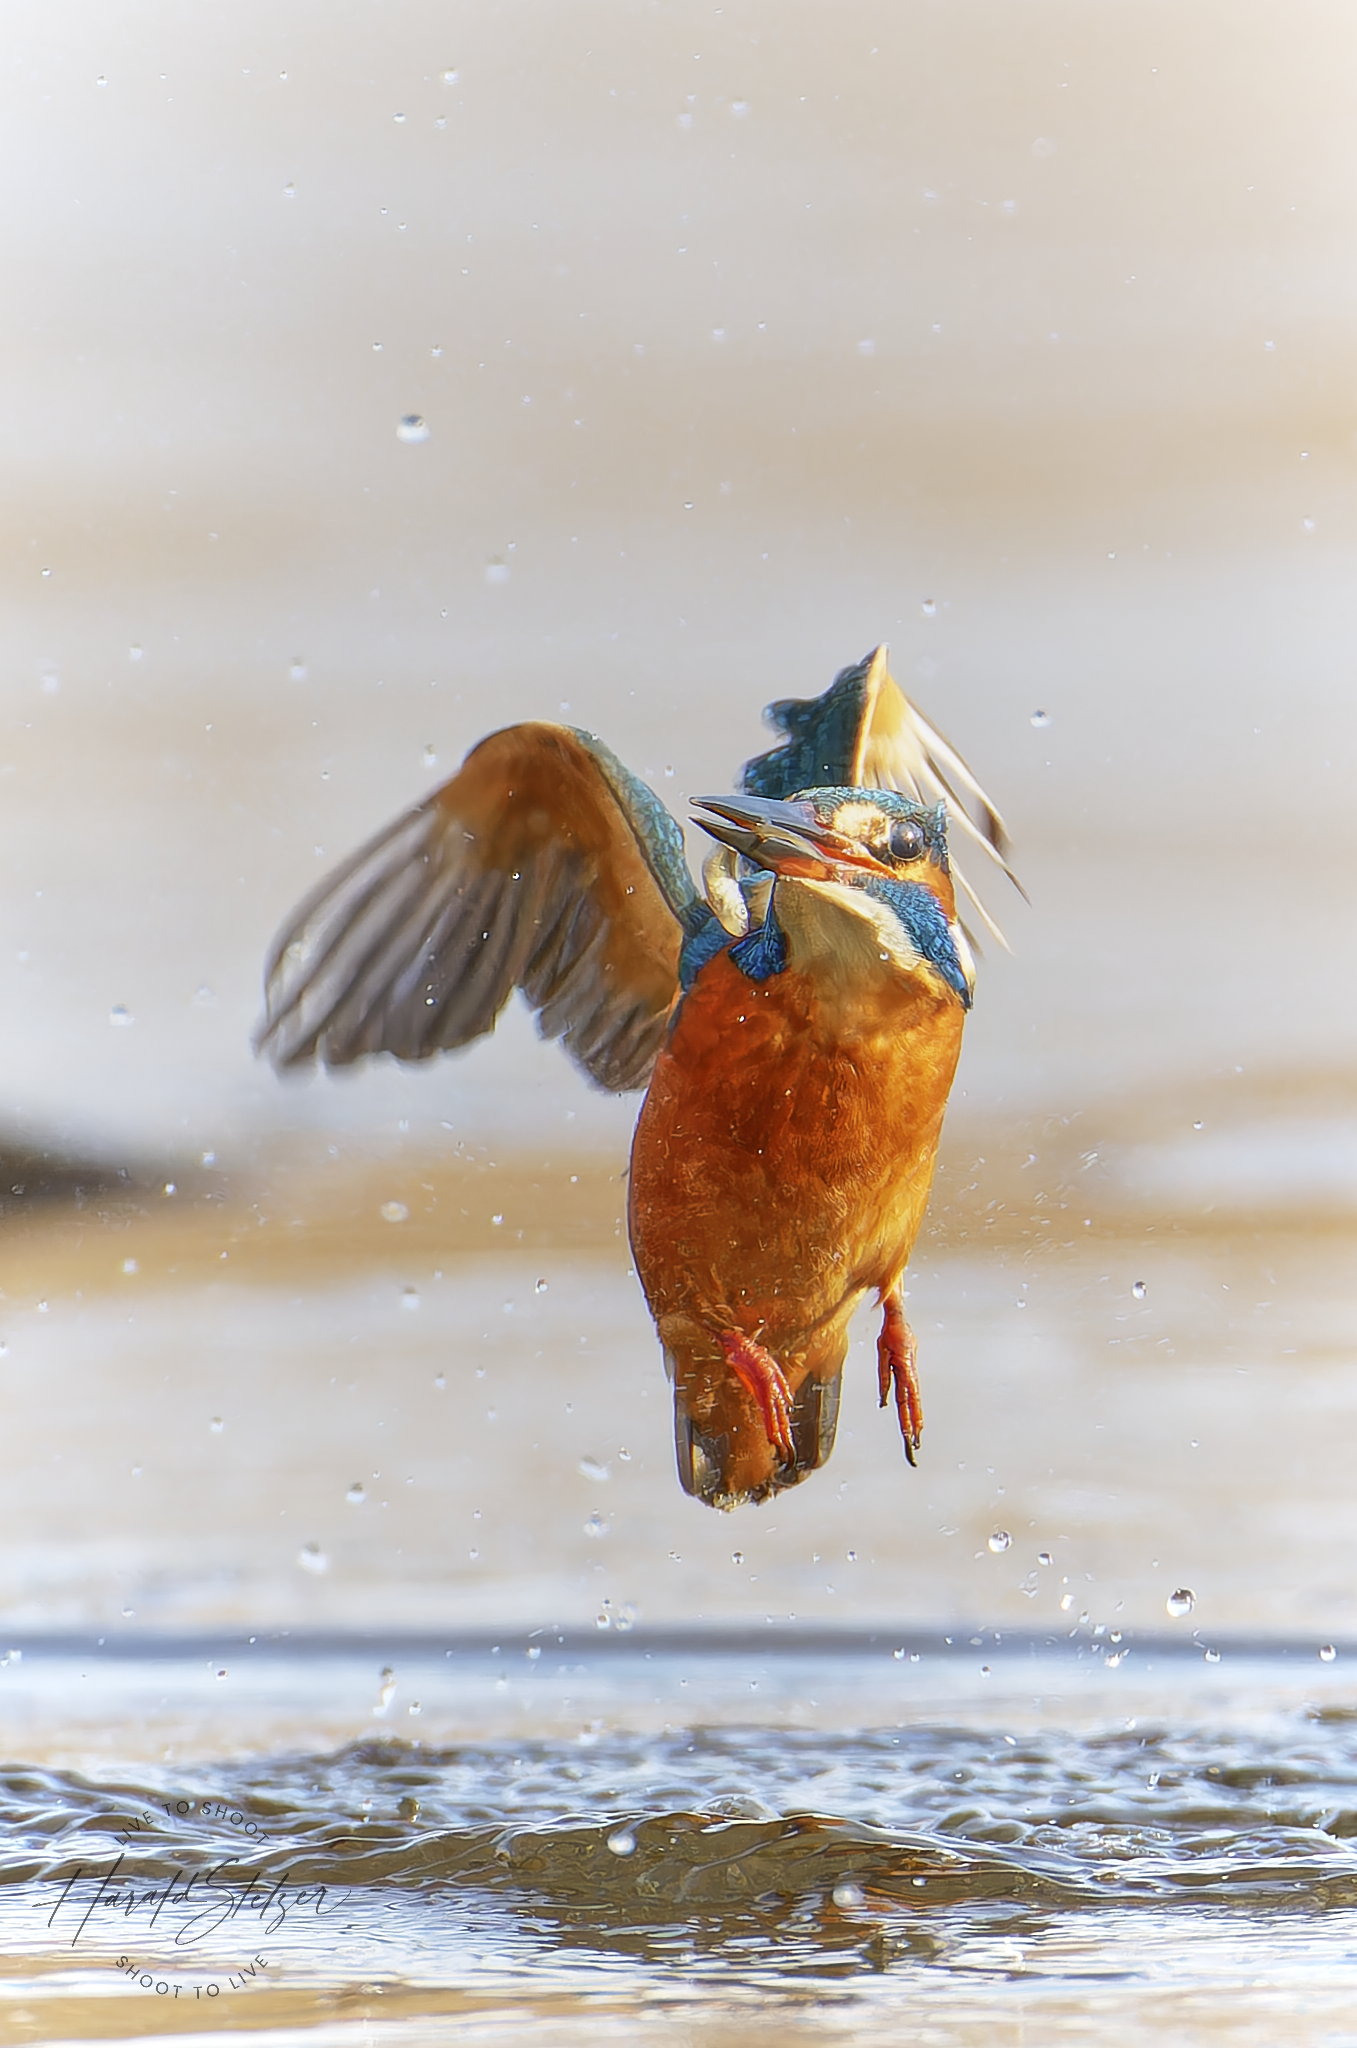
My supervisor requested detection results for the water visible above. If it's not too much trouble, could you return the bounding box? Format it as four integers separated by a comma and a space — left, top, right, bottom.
5, 1642, 1357, 2043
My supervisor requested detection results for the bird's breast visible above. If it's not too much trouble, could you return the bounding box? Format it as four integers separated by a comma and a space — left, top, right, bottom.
628, 945, 964, 1312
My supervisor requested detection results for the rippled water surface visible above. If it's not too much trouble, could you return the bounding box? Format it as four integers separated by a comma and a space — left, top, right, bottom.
7, 1671, 1357, 2044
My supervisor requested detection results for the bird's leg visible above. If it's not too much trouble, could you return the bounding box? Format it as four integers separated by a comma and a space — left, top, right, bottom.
718, 1330, 795, 1459
877, 1285, 923, 1467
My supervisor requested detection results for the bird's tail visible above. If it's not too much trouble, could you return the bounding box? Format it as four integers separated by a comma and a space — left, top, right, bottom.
663, 1321, 847, 1511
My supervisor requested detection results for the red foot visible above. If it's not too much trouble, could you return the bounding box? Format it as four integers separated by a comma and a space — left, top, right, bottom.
877, 1287, 923, 1467
719, 1330, 795, 1459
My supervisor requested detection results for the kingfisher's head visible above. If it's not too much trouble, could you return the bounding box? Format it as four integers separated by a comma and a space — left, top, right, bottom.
691, 786, 975, 1009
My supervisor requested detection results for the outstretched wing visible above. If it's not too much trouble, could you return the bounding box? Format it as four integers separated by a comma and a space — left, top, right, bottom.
740, 644, 1023, 944
257, 724, 702, 1093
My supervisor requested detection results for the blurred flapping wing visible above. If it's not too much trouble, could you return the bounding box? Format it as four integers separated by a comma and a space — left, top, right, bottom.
257, 723, 700, 1092
741, 644, 1023, 945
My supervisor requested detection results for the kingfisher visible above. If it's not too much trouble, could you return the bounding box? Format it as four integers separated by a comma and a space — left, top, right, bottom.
257, 647, 1020, 1509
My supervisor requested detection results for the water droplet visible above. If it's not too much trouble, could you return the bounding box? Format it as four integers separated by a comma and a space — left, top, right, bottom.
526, 1643, 541, 1661
731, 99, 748, 117
209, 1416, 224, 1434
381, 1201, 409, 1223
398, 1796, 421, 1822
856, 338, 875, 356
396, 414, 430, 444
407, 1700, 421, 1715
442, 69, 459, 84
920, 597, 937, 616
1030, 709, 1051, 727
1132, 1280, 1147, 1299
731, 1550, 744, 1565
1203, 1647, 1221, 1664
109, 1005, 133, 1027
1037, 1551, 1053, 1566
491, 1212, 504, 1226
583, 1511, 610, 1539
579, 1456, 610, 1481
393, 111, 406, 123
422, 744, 437, 768
216, 1668, 228, 1679
988, 1530, 1011, 1553
298, 1542, 329, 1575
1166, 1587, 1195, 1618
535, 1278, 548, 1293
1060, 1593, 1074, 1611
122, 1258, 138, 1276
832, 1882, 864, 1908
129, 645, 143, 661
1320, 1644, 1338, 1663
434, 1373, 446, 1390
374, 1667, 396, 1713
402, 1286, 420, 1310
485, 561, 511, 584
892, 1647, 905, 1660
1193, 1119, 1204, 1130
346, 1482, 366, 1505
607, 1829, 636, 1855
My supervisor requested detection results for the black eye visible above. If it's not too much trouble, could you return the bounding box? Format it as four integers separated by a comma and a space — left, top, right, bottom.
888, 819, 926, 863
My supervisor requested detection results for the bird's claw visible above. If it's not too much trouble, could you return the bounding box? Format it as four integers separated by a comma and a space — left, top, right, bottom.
719, 1330, 795, 1460
877, 1288, 923, 1467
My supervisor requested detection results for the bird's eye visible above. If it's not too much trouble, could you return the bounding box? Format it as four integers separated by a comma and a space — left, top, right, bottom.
888, 819, 926, 863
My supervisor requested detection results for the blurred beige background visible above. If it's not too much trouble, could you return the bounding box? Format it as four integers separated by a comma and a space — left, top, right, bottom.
0, 1, 1353, 1640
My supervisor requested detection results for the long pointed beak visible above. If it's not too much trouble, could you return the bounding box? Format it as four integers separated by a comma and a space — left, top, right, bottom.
691, 794, 886, 878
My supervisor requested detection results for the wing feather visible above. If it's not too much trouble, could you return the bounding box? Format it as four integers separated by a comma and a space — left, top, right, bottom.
257, 724, 694, 1091
741, 644, 1023, 946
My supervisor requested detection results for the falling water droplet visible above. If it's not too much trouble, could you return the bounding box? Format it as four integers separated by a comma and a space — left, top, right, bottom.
578, 1456, 610, 1481
402, 1286, 420, 1310
396, 415, 430, 444
1132, 1280, 1147, 1299
1037, 1551, 1053, 1566
381, 1201, 409, 1223
1030, 709, 1050, 727
988, 1530, 1011, 1553
921, 597, 937, 617
346, 1482, 367, 1505
374, 1667, 396, 1714
1203, 1647, 1221, 1664
583, 1511, 610, 1539
1320, 1644, 1338, 1663
209, 1416, 224, 1434
535, 1278, 548, 1293
832, 1882, 865, 1908
731, 1550, 744, 1565
298, 1542, 329, 1575
607, 1829, 636, 1856
1166, 1588, 1195, 1618
109, 1005, 133, 1027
